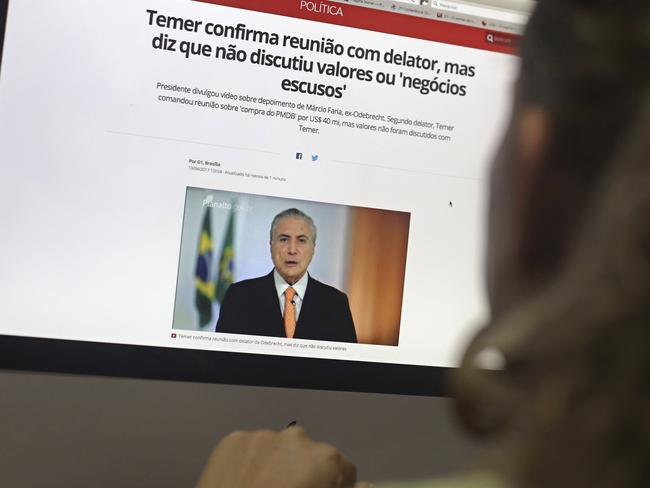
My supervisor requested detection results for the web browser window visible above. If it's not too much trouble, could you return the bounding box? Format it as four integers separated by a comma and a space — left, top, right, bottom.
0, 0, 526, 369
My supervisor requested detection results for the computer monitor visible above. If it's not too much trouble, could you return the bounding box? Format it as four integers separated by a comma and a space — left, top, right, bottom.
0, 0, 529, 395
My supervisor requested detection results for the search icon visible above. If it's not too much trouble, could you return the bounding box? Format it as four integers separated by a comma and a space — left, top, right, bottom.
486, 33, 495, 43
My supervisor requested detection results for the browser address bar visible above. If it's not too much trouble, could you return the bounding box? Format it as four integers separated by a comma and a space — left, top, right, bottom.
431, 0, 529, 24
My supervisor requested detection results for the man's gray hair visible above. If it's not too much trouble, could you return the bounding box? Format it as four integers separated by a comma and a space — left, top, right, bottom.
269, 208, 317, 244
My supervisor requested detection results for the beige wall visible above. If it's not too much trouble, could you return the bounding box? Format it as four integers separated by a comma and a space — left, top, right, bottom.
0, 371, 481, 488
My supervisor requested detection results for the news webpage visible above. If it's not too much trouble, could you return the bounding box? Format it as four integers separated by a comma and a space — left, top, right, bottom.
0, 0, 524, 367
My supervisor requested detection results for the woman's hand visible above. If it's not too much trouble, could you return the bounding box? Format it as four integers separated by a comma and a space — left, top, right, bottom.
196, 427, 361, 488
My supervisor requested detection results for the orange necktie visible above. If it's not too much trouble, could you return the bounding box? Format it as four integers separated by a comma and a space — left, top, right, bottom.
284, 287, 297, 338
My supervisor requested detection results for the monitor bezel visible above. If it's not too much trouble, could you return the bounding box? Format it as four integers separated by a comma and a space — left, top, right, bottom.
0, 335, 451, 396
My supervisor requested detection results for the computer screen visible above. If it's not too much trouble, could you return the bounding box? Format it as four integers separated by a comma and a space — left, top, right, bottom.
0, 0, 529, 395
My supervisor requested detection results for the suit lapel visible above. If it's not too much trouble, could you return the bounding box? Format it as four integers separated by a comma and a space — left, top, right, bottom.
264, 271, 286, 337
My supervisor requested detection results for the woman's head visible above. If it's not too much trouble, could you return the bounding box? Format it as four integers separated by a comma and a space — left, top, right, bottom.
485, 0, 650, 318
457, 1, 650, 486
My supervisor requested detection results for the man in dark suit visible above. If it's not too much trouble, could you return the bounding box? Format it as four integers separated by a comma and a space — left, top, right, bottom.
215, 208, 357, 343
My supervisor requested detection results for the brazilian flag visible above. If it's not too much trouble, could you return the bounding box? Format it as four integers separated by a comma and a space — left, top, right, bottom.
194, 207, 215, 328
215, 208, 235, 304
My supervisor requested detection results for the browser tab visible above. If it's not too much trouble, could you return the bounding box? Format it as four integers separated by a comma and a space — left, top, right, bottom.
330, 0, 527, 35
